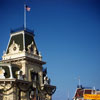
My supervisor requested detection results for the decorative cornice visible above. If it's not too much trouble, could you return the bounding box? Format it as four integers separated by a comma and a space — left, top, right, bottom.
8, 41, 21, 54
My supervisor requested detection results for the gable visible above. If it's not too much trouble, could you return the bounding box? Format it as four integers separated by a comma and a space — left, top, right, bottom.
6, 33, 23, 54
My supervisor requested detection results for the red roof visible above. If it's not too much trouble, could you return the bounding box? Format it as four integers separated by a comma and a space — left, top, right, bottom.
74, 89, 92, 98
75, 89, 84, 98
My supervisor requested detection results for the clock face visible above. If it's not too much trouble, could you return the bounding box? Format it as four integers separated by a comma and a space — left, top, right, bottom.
13, 46, 17, 51
9, 41, 20, 54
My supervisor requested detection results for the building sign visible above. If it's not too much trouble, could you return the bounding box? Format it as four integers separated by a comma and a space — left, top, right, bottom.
84, 94, 100, 99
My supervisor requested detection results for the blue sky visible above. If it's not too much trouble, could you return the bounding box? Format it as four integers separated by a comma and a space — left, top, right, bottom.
0, 0, 100, 99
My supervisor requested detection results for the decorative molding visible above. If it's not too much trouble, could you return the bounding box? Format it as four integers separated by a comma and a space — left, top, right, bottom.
27, 41, 37, 55
9, 41, 20, 54
27, 41, 34, 53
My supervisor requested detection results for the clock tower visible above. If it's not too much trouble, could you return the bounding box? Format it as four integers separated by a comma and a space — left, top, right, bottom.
0, 28, 56, 100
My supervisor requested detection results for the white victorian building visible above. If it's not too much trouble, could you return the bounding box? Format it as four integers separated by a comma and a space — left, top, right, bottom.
0, 28, 56, 100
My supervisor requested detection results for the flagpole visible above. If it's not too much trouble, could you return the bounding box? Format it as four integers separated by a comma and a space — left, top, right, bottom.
24, 3, 26, 30
78, 76, 80, 86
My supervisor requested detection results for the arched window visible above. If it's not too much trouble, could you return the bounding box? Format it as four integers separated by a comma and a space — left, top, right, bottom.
11, 66, 20, 78
30, 71, 38, 81
0, 66, 10, 78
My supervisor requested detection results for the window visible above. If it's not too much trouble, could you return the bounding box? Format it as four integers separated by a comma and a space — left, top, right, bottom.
30, 71, 38, 81
0, 66, 10, 78
12, 66, 20, 78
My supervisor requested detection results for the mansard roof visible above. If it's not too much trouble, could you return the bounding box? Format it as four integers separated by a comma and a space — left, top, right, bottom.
6, 29, 39, 55
2, 28, 44, 64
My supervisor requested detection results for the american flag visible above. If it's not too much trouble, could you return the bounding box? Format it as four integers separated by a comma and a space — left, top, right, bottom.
26, 5, 31, 11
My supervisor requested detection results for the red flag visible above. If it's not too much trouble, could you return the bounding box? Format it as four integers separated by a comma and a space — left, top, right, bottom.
26, 5, 31, 11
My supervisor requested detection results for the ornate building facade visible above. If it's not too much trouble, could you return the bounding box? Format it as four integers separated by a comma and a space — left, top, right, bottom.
73, 85, 100, 100
0, 29, 56, 100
